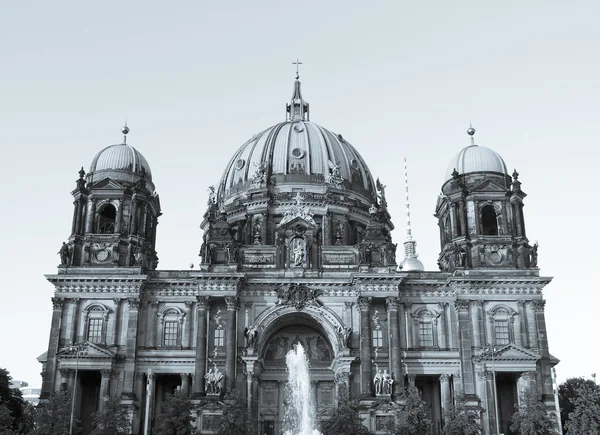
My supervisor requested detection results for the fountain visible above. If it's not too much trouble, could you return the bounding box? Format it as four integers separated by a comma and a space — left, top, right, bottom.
284, 343, 322, 435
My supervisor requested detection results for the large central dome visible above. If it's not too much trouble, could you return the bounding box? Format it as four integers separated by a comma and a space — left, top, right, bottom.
218, 78, 376, 207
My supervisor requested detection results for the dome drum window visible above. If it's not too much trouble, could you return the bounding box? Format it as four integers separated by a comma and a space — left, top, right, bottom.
235, 159, 245, 170
291, 148, 305, 159
97, 204, 116, 234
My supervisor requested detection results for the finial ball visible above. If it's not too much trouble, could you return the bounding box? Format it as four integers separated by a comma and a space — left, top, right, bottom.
121, 125, 130, 135
467, 127, 476, 136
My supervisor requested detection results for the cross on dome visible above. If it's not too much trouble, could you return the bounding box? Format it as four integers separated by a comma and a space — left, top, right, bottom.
292, 58, 303, 80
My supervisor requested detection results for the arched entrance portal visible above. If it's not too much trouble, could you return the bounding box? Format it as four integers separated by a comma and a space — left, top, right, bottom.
256, 311, 339, 435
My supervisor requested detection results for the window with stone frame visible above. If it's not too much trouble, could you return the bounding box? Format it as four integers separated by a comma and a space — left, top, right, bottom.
97, 204, 117, 234
413, 308, 439, 348
163, 320, 179, 346
491, 306, 513, 345
372, 328, 383, 348
84, 304, 110, 345
481, 204, 499, 235
214, 326, 225, 347
158, 307, 185, 347
87, 318, 103, 344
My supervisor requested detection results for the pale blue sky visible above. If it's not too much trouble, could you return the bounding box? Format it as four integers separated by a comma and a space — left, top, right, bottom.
1, 0, 598, 385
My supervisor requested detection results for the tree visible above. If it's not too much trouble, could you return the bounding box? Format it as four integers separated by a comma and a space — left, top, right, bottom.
214, 389, 255, 435
510, 391, 557, 435
89, 398, 130, 435
559, 377, 600, 433
0, 403, 20, 435
386, 386, 431, 435
564, 382, 600, 435
0, 368, 28, 433
153, 390, 196, 435
320, 398, 373, 435
441, 395, 481, 435
32, 390, 78, 435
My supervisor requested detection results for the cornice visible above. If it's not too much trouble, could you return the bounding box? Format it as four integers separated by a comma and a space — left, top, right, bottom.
46, 275, 145, 294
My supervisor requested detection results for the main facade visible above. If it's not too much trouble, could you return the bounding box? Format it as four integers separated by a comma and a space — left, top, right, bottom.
39, 76, 558, 435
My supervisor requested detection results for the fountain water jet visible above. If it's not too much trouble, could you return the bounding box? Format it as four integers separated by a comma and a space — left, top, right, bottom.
283, 343, 322, 435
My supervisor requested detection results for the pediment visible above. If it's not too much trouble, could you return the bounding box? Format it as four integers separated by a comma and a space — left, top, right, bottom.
480, 343, 540, 362
57, 341, 115, 360
260, 408, 279, 416
471, 178, 508, 193
277, 214, 317, 229
89, 177, 126, 190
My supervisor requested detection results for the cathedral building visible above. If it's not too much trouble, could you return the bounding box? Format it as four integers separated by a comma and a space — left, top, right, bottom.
39, 74, 558, 435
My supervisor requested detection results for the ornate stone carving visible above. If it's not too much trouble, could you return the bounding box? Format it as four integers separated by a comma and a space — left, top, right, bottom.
531, 300, 546, 312
438, 302, 449, 310
101, 369, 113, 379
196, 296, 210, 309
335, 372, 350, 385
476, 371, 492, 381
128, 298, 141, 309
439, 373, 451, 382
204, 364, 224, 395
385, 297, 399, 311
278, 193, 316, 228
224, 296, 239, 310
275, 284, 322, 310
51, 297, 65, 309
337, 325, 352, 348
356, 296, 372, 311
244, 324, 259, 349
454, 299, 470, 311
471, 300, 484, 308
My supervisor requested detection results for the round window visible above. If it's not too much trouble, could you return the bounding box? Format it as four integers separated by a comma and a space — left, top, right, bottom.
292, 148, 305, 159
235, 159, 245, 170
293, 124, 304, 133
351, 159, 360, 169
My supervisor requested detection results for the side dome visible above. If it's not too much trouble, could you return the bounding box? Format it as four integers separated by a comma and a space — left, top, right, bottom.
445, 144, 508, 181
400, 256, 424, 272
86, 128, 154, 191
219, 120, 376, 202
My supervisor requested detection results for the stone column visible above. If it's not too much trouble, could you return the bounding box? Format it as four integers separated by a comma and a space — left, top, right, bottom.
455, 300, 476, 395
517, 300, 527, 346
183, 301, 193, 348
407, 374, 416, 387
74, 199, 84, 235
398, 302, 407, 349
386, 298, 403, 388
458, 200, 468, 236
242, 357, 258, 410
512, 314, 522, 347
148, 301, 158, 348
532, 300, 553, 396
115, 200, 123, 234
130, 195, 138, 235
357, 297, 373, 396
405, 303, 413, 348
260, 213, 268, 245
100, 370, 112, 410
68, 298, 80, 345
476, 370, 492, 435
85, 197, 96, 233
525, 301, 538, 350
193, 297, 210, 396
111, 298, 122, 347
122, 298, 140, 397
438, 303, 448, 349
470, 301, 483, 348
439, 374, 452, 423
453, 373, 463, 397
41, 297, 65, 398
71, 201, 78, 235
444, 302, 454, 348
450, 203, 458, 236
181, 373, 191, 397
224, 296, 239, 392
132, 372, 145, 435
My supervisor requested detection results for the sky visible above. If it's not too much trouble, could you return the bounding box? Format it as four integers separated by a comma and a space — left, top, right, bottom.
0, 0, 598, 387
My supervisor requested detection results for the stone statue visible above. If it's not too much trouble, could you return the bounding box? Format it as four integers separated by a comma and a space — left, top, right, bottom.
293, 243, 305, 266
376, 178, 387, 208
457, 247, 466, 267
252, 162, 267, 185
530, 242, 538, 268
58, 242, 71, 266
374, 369, 383, 395
205, 365, 224, 395
382, 370, 393, 395
207, 186, 216, 206
338, 325, 352, 348
244, 325, 259, 349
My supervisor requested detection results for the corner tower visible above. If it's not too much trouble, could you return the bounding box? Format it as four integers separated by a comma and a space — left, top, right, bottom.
62, 125, 161, 271
434, 126, 535, 271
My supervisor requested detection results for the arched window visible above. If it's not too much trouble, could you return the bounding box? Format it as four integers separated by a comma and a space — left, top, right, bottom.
158, 308, 184, 347
490, 306, 514, 345
97, 204, 116, 234
481, 205, 499, 235
413, 309, 439, 348
84, 304, 110, 344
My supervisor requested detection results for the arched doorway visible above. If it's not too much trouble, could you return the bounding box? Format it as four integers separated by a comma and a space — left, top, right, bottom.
256, 311, 338, 435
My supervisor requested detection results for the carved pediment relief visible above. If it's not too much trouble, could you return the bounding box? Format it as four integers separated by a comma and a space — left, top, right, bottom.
89, 178, 126, 191
57, 341, 115, 360
471, 178, 508, 193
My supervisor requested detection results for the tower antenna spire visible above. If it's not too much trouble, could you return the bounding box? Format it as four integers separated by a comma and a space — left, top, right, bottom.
400, 158, 424, 271
121, 120, 130, 144
467, 121, 476, 146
